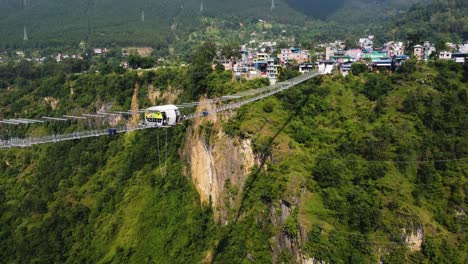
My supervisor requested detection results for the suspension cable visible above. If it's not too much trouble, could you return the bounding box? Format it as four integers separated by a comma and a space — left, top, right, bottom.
157, 129, 163, 177
165, 128, 168, 177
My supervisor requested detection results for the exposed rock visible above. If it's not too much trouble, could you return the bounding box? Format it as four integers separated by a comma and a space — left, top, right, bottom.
129, 82, 140, 126
43, 97, 59, 110
187, 99, 256, 221
271, 200, 308, 264
301, 258, 328, 264
455, 208, 466, 220
148, 85, 181, 105
97, 102, 122, 126
402, 226, 424, 252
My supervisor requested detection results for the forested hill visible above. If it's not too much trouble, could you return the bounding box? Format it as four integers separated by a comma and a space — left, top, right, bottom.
0, 0, 431, 49
393, 0, 468, 43
0, 50, 466, 262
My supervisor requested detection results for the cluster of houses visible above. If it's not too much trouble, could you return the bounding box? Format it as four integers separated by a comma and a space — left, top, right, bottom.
317, 36, 411, 76
216, 35, 468, 82
2, 36, 467, 80
438, 43, 468, 63
216, 41, 311, 84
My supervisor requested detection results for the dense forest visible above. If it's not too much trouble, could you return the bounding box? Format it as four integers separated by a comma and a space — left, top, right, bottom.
0, 50, 466, 262
1, 0, 456, 52
0, 0, 467, 262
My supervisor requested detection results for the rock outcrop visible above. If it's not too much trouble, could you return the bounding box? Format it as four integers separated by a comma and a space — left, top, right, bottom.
187, 100, 256, 221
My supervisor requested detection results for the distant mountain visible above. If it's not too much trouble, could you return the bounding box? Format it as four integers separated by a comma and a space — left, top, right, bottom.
0, 0, 302, 49
0, 0, 443, 49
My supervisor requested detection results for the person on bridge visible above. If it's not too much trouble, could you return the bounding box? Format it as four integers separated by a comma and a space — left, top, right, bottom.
155, 112, 163, 123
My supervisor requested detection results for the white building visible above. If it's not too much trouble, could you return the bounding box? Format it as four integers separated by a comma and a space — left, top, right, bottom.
439, 51, 452, 60
266, 59, 281, 84
255, 53, 270, 62
384, 41, 405, 56
458, 44, 468, 53
359, 37, 374, 49
278, 48, 310, 64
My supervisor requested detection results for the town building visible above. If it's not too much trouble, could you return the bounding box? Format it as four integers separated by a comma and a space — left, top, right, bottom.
384, 41, 405, 56
413, 45, 424, 61
278, 48, 310, 64
439, 51, 452, 60
93, 48, 108, 55
359, 36, 374, 49
458, 44, 468, 53
267, 58, 281, 84
299, 63, 314, 74
452, 52, 468, 63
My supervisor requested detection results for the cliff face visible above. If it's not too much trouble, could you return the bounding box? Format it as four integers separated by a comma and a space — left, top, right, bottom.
187, 100, 256, 222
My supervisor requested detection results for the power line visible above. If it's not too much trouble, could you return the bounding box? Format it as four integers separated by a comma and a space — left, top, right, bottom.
314, 156, 468, 164
191, 119, 468, 165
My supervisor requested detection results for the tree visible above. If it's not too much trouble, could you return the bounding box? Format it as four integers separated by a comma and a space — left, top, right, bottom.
189, 42, 216, 97
351, 63, 368, 76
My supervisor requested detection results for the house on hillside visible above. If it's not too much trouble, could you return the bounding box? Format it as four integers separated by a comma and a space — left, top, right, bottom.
359, 36, 374, 49
452, 52, 468, 63
278, 48, 310, 65
439, 51, 452, 60
255, 53, 270, 63
299, 63, 314, 74
345, 49, 363, 61
340, 62, 353, 76
458, 44, 468, 53
325, 46, 335, 60
267, 58, 281, 84
413, 45, 424, 61
414, 42, 436, 61
93, 48, 108, 55
384, 41, 405, 56
423, 41, 436, 60
370, 58, 394, 72
318, 60, 335, 74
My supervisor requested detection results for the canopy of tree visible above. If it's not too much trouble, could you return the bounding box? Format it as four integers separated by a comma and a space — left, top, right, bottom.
0, 54, 466, 262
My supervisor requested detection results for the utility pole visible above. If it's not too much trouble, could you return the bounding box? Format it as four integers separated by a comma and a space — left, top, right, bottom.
141, 10, 145, 23
200, 0, 204, 14
271, 0, 275, 11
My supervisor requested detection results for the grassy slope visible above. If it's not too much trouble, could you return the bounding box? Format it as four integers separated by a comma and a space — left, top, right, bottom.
216, 61, 467, 262
0, 126, 215, 263
0, 60, 466, 262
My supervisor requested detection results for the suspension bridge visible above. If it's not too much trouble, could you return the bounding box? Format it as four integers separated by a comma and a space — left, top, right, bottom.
0, 68, 328, 149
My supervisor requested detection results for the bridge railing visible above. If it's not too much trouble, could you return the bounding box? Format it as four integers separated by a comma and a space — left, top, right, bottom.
0, 70, 321, 149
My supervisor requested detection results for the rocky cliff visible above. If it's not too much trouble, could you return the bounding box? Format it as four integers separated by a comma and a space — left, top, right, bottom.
187, 100, 256, 222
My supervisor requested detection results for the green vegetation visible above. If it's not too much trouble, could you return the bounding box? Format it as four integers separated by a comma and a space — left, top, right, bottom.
394, 0, 468, 44
3, 0, 464, 55
0, 127, 215, 263
0, 43, 467, 262
219, 60, 467, 262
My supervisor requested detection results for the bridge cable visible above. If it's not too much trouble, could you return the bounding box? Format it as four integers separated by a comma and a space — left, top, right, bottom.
165, 128, 168, 177
157, 129, 163, 177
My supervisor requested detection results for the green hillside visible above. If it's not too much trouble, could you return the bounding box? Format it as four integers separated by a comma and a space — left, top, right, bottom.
0, 0, 301, 49
0, 51, 466, 262
394, 0, 468, 43
0, 0, 438, 50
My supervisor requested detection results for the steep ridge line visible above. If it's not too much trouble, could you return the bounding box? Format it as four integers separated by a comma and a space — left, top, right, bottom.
0, 70, 321, 149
